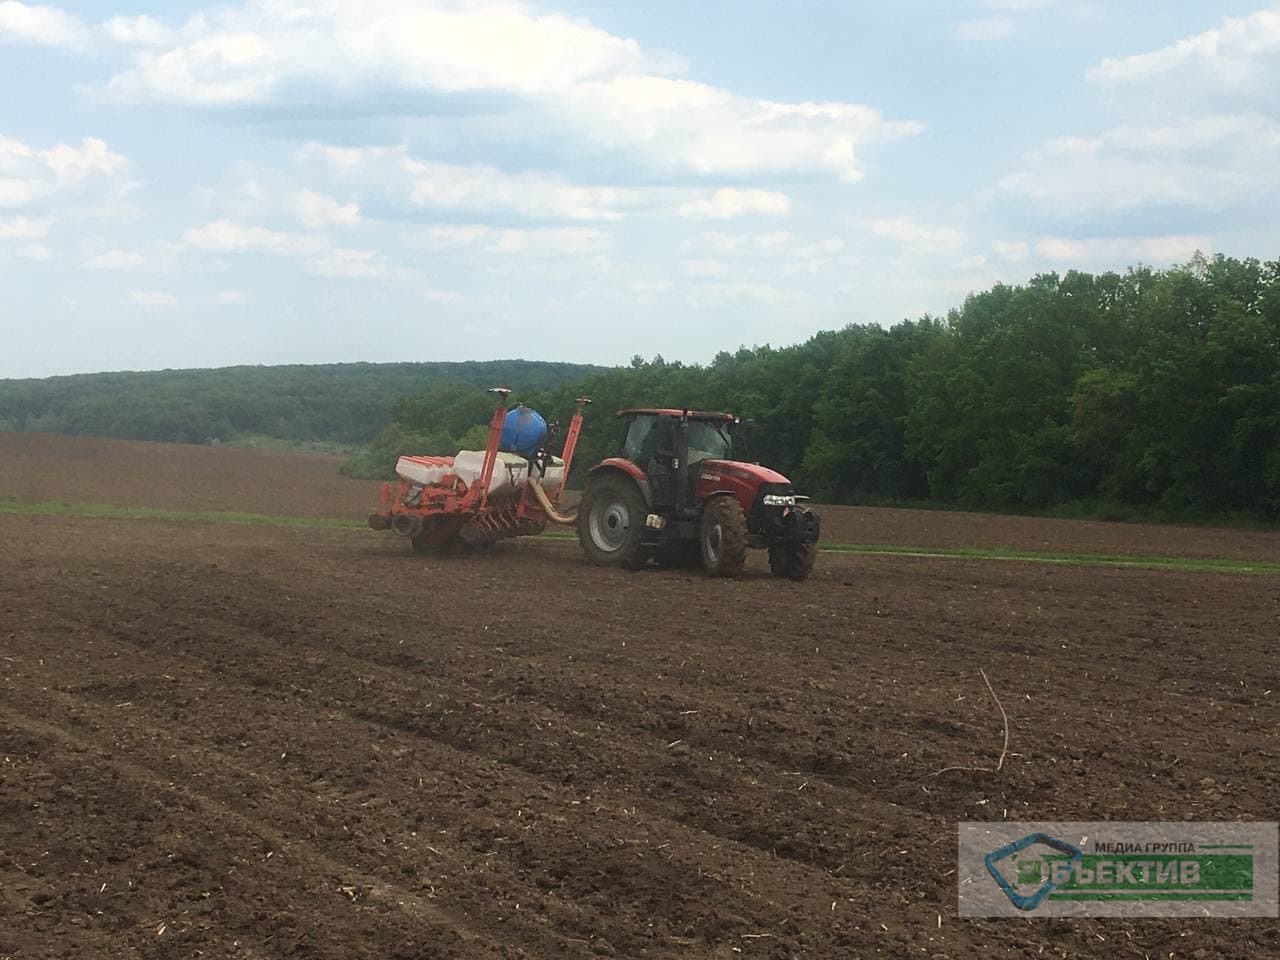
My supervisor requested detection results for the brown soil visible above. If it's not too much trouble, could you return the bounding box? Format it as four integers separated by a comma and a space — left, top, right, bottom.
4, 503, 1279, 957
4, 433, 1280, 957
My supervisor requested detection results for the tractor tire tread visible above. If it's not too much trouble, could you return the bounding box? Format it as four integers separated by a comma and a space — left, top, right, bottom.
701, 495, 747, 578
768, 524, 817, 581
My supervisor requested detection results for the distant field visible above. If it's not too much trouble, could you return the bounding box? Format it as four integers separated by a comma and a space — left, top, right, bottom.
0, 431, 380, 518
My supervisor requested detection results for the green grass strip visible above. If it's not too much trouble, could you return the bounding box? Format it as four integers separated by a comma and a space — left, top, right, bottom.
817, 541, 1280, 574
0, 498, 364, 530
4, 498, 1279, 574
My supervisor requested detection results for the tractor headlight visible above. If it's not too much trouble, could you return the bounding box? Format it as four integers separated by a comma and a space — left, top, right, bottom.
762, 494, 796, 507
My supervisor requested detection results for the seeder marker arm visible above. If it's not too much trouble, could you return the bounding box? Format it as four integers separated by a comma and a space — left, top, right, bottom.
553, 397, 590, 504
471, 387, 511, 511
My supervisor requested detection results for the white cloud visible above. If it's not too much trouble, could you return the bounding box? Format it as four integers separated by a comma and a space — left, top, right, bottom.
677, 188, 790, 220
42, 138, 128, 183
680, 258, 729, 278
992, 239, 1030, 263
183, 218, 407, 280
954, 0, 1072, 43
85, 248, 148, 271
954, 16, 1016, 42
0, 135, 129, 209
681, 230, 795, 256
417, 224, 489, 249
303, 143, 630, 221
420, 224, 611, 258
989, 9, 1280, 241
422, 287, 465, 304
626, 279, 673, 294
978, 0, 1058, 11
306, 247, 389, 278
15, 242, 50, 260
304, 142, 803, 223
683, 229, 842, 258
128, 289, 178, 307
1088, 7, 1280, 107
869, 216, 968, 254
102, 14, 176, 48
406, 160, 623, 221
1033, 234, 1209, 266
184, 217, 428, 284
215, 288, 247, 304
686, 281, 798, 307
182, 219, 324, 256
104, 1, 919, 182
558, 76, 917, 181
107, 1, 664, 105
0, 214, 49, 238
0, 1, 86, 48
997, 114, 1280, 218
679, 229, 844, 279
295, 189, 360, 229
0, 213, 53, 262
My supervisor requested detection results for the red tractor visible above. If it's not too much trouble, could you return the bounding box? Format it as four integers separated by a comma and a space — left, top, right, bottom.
577, 408, 821, 580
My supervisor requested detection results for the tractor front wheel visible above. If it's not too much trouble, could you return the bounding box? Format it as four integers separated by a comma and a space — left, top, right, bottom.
578, 473, 648, 569
768, 540, 817, 582
700, 495, 747, 578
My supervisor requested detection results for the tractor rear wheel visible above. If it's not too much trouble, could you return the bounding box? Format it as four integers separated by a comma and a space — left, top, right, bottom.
768, 540, 817, 581
700, 495, 747, 578
578, 473, 648, 569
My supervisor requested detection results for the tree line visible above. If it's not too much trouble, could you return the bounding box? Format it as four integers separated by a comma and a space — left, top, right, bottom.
0, 360, 604, 447
364, 254, 1280, 522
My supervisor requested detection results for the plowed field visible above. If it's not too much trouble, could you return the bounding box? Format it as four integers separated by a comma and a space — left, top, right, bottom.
3, 433, 1279, 958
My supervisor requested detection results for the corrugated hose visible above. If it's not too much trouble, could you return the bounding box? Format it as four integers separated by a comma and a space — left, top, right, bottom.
527, 478, 578, 525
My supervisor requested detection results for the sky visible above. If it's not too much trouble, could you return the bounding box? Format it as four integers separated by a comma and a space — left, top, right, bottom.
1, 1, 1277, 378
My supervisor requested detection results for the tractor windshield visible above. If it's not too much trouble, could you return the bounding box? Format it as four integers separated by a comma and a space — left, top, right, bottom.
622, 416, 657, 463
687, 420, 732, 464
621, 415, 734, 465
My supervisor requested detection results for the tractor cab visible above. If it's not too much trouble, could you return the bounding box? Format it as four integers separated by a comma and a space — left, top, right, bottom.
616, 409, 737, 512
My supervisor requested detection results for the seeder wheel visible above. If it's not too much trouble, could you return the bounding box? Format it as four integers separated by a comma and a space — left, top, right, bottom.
410, 518, 458, 555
